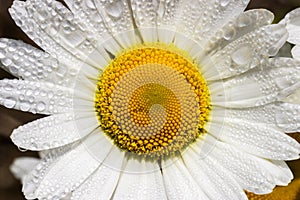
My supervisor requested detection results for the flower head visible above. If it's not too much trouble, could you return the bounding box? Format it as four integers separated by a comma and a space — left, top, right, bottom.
2, 0, 300, 199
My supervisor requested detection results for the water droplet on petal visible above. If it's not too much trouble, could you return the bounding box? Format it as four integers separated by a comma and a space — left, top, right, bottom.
0, 50, 5, 59
20, 101, 31, 112
4, 97, 17, 108
105, 1, 123, 19
2, 58, 12, 66
268, 46, 279, 56
37, 102, 46, 112
231, 45, 253, 65
223, 26, 236, 40
0, 41, 7, 48
220, 0, 230, 7
4, 83, 14, 91
237, 14, 252, 27
85, 0, 96, 9
18, 146, 28, 152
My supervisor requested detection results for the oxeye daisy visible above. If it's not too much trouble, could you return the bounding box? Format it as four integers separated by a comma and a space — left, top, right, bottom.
2, 0, 300, 199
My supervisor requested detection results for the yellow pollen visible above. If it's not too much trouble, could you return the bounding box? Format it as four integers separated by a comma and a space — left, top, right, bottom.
95, 43, 211, 158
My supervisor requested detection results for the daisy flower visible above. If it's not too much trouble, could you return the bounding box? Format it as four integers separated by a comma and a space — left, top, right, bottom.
2, 0, 300, 199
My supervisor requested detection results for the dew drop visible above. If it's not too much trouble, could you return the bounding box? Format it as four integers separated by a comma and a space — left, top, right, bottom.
268, 46, 279, 56
105, 1, 123, 19
85, 0, 96, 9
0, 50, 5, 59
231, 45, 253, 65
18, 146, 28, 152
242, 0, 249, 5
0, 41, 7, 48
37, 102, 46, 112
223, 26, 236, 40
4, 97, 17, 108
220, 0, 230, 7
20, 101, 31, 112
2, 58, 12, 66
237, 14, 252, 27
4, 83, 14, 91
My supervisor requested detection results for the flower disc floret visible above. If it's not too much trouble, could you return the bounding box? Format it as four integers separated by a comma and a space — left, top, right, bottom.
95, 44, 211, 158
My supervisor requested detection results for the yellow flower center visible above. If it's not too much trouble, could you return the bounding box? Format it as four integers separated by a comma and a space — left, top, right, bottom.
95, 43, 211, 158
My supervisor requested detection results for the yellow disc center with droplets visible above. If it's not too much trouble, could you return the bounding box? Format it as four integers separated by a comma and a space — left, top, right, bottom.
95, 43, 211, 158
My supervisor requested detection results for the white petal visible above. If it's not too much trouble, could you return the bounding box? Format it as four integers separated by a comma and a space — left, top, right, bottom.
270, 160, 294, 185
284, 88, 300, 107
0, 79, 73, 114
199, 9, 274, 79
64, 0, 108, 38
206, 112, 300, 160
162, 159, 210, 200
130, 0, 158, 43
113, 159, 167, 200
199, 136, 281, 194
209, 102, 300, 133
11, 112, 98, 151
10, 0, 109, 69
182, 146, 247, 200
281, 8, 300, 45
23, 130, 113, 199
22, 144, 76, 199
204, 9, 274, 52
292, 45, 300, 60
275, 102, 300, 133
210, 58, 300, 107
71, 148, 124, 200
9, 1, 79, 67
92, 0, 140, 48
65, 0, 123, 55
0, 38, 90, 88
130, 0, 181, 43
202, 24, 288, 81
0, 38, 69, 85
175, 0, 249, 47
10, 157, 39, 181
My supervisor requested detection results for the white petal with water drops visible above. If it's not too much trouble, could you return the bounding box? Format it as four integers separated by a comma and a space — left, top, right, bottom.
10, 157, 39, 182
202, 136, 280, 194
22, 144, 76, 199
0, 79, 73, 114
281, 7, 300, 45
205, 9, 274, 52
210, 58, 300, 107
0, 38, 82, 88
9, 1, 81, 69
71, 148, 124, 200
113, 159, 167, 200
162, 158, 210, 200
201, 24, 288, 80
175, 0, 249, 47
206, 111, 300, 160
30, 130, 113, 199
11, 112, 98, 151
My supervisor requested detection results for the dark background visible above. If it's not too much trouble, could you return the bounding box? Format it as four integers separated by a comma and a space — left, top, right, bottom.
1, 0, 300, 199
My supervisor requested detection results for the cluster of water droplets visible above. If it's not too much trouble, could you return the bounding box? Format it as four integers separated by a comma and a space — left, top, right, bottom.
22, 144, 77, 200
0, 39, 80, 88
201, 21, 288, 80
10, 113, 79, 151
211, 57, 300, 107
66, 0, 108, 37
0, 79, 73, 114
